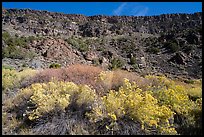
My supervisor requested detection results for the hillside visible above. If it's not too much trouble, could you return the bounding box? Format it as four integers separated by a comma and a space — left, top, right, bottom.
2, 8, 202, 135
2, 8, 202, 79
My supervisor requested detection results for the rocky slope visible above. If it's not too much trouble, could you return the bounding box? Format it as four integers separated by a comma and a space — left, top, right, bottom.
2, 8, 202, 79
2, 8, 202, 37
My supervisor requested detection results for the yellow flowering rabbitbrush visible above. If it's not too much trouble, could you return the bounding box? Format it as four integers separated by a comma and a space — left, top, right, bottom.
88, 78, 177, 134
2, 68, 36, 90
20, 80, 97, 121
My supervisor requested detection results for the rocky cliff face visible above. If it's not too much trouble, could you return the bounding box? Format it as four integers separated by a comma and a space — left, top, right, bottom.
2, 8, 202, 37
2, 8, 202, 79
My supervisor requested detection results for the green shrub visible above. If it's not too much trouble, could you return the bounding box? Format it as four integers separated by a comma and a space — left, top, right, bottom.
2, 65, 14, 70
49, 63, 61, 69
27, 36, 36, 42
110, 57, 124, 70
5, 36, 27, 48
2, 46, 25, 59
78, 43, 89, 52
130, 56, 136, 65
132, 64, 140, 71
147, 47, 160, 54
165, 42, 180, 53
14, 37, 27, 47
65, 37, 89, 52
3, 32, 36, 48
92, 58, 101, 66
97, 47, 105, 52
2, 32, 37, 59
183, 45, 193, 53
2, 31, 10, 41
184, 79, 195, 84
2, 46, 36, 59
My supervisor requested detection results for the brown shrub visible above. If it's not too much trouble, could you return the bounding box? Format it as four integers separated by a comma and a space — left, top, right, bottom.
64, 64, 103, 85
99, 69, 151, 91
21, 64, 107, 96
21, 64, 152, 96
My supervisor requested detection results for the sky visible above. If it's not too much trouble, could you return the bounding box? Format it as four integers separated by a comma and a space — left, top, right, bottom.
2, 2, 202, 16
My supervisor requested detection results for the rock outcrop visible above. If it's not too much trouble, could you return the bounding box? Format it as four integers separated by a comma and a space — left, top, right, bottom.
2, 8, 202, 38
2, 8, 202, 79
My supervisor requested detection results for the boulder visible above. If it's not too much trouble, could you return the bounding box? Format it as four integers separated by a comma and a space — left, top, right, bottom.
30, 59, 43, 69
84, 51, 98, 61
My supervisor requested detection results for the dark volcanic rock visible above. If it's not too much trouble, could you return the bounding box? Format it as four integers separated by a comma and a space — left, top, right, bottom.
169, 52, 187, 65
2, 8, 202, 38
2, 8, 202, 79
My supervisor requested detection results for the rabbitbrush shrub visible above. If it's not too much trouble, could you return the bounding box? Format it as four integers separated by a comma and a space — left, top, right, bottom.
5, 79, 97, 121
86, 78, 177, 135
2, 72, 202, 135
2, 68, 36, 91
144, 75, 202, 135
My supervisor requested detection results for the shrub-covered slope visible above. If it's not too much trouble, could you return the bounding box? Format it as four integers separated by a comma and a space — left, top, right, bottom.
2, 65, 202, 135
